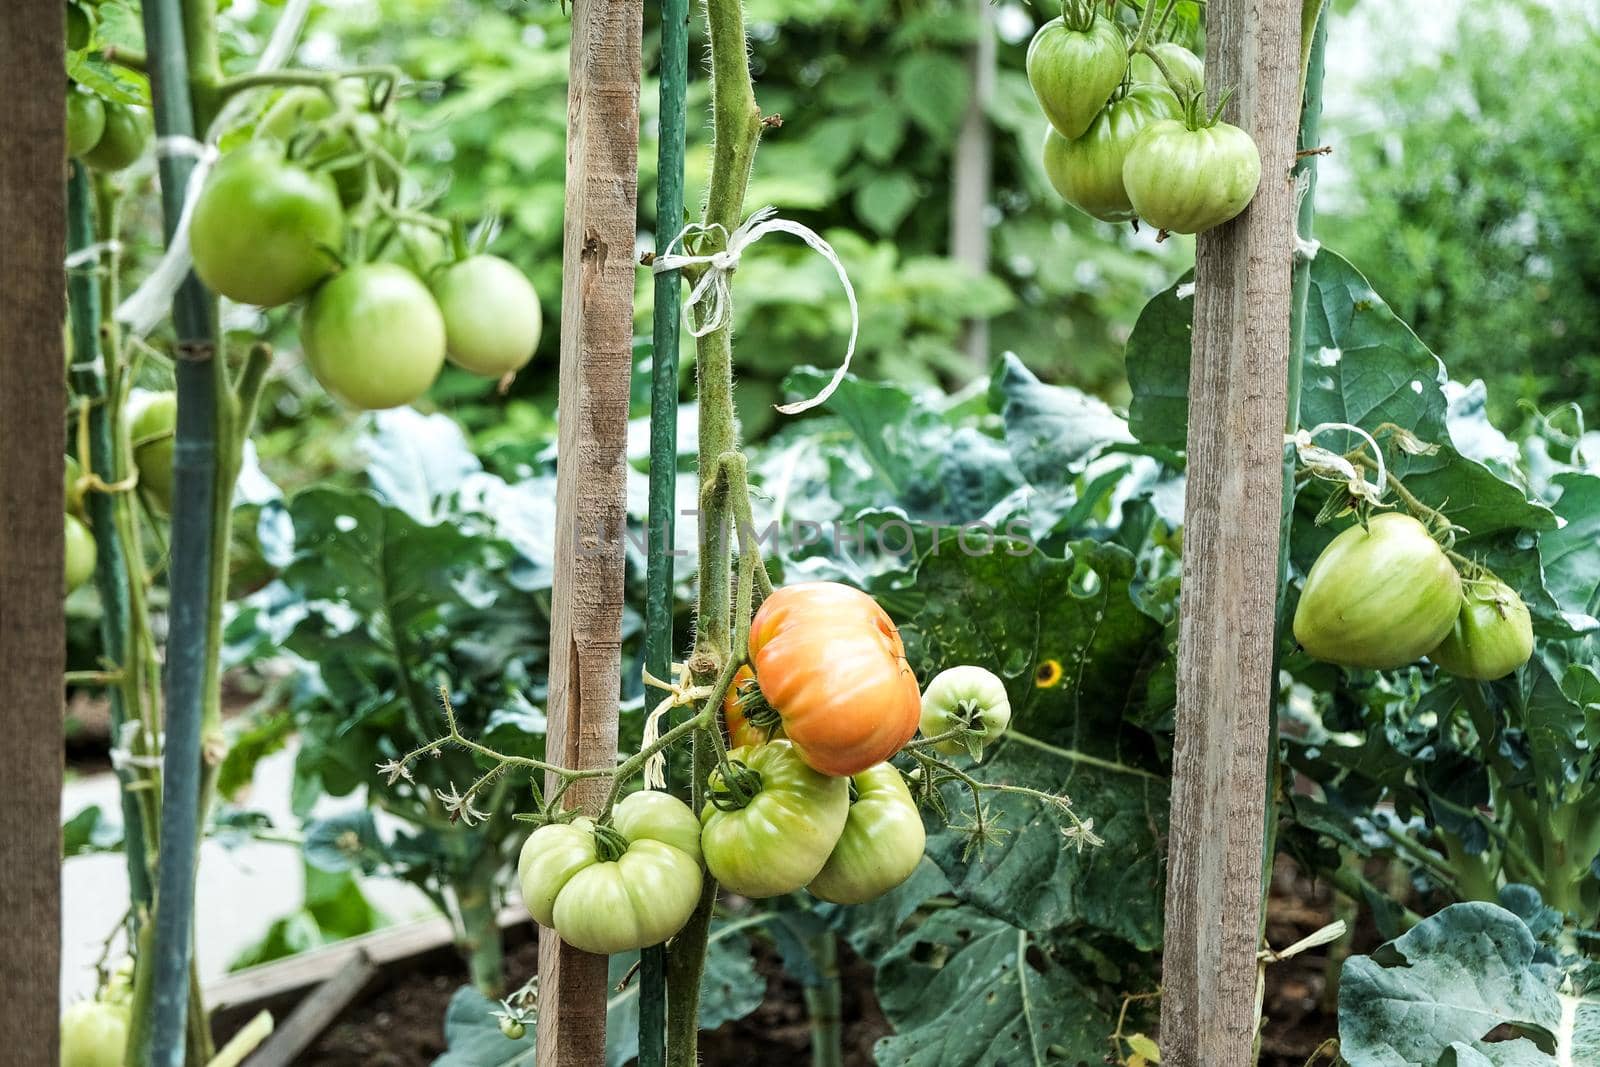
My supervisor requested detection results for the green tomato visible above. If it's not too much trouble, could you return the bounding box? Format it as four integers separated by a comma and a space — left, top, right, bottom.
517, 790, 702, 955
808, 763, 925, 905
66, 4, 91, 51
432, 255, 542, 378
1293, 512, 1463, 670
1428, 578, 1534, 680
377, 221, 448, 277
1129, 43, 1205, 99
82, 103, 148, 172
190, 143, 346, 307
1026, 14, 1128, 140
259, 86, 404, 206
1122, 117, 1262, 234
700, 740, 849, 898
1042, 85, 1180, 223
67, 90, 106, 159
126, 390, 176, 513
65, 454, 87, 517
301, 264, 447, 410
65, 513, 97, 594
60, 998, 129, 1067
918, 665, 1012, 758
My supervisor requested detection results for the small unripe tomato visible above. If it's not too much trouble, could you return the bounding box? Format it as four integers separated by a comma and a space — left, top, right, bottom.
1122, 114, 1261, 235
60, 998, 128, 1067
65, 514, 97, 594
1043, 85, 1180, 223
432, 255, 542, 378
1129, 43, 1205, 99
1026, 13, 1128, 140
301, 264, 447, 410
67, 89, 106, 159
1428, 578, 1533, 680
918, 665, 1012, 758
126, 390, 176, 512
1293, 513, 1463, 670
189, 144, 346, 307
498, 1017, 527, 1040
82, 103, 149, 172
64, 454, 87, 518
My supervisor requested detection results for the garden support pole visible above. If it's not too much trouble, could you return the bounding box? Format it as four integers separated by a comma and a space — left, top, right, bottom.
0, 6, 65, 1064
1158, 1, 1301, 1063
140, 0, 224, 1062
640, 0, 690, 1059
538, 0, 643, 1062
950, 0, 995, 369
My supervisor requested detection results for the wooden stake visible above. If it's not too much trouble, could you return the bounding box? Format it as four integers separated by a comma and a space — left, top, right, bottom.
1158, 1, 1301, 1063
536, 0, 643, 1062
0, 4, 65, 1063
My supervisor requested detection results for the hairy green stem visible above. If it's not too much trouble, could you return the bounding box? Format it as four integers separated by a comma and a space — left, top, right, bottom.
803, 931, 844, 1067
667, 1, 766, 1061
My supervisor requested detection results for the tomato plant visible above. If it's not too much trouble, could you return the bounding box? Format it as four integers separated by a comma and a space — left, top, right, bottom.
1042, 84, 1180, 223
64, 513, 96, 594
431, 254, 542, 378
1427, 576, 1534, 681
699, 740, 850, 898
189, 144, 346, 307
1293, 512, 1463, 670
747, 582, 922, 776
1026, 3, 1128, 140
59, 998, 129, 1067
126, 390, 176, 513
300, 263, 446, 410
918, 665, 1012, 758
66, 88, 105, 158
807, 762, 926, 904
1122, 96, 1262, 235
1129, 42, 1204, 97
517, 791, 703, 955
80, 102, 147, 172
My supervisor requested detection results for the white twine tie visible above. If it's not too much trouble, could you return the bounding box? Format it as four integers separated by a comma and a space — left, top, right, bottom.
113, 0, 313, 337
1286, 421, 1387, 505
653, 206, 859, 415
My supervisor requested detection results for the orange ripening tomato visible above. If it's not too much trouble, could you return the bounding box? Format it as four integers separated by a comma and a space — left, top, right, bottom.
723, 665, 782, 748
747, 582, 921, 776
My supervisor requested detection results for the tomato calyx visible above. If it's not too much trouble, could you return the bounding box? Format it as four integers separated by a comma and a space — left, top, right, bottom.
591, 822, 630, 863
1179, 86, 1235, 132
707, 759, 763, 811
1059, 0, 1099, 33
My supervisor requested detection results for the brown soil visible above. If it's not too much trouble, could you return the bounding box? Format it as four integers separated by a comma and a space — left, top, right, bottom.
212, 856, 1356, 1066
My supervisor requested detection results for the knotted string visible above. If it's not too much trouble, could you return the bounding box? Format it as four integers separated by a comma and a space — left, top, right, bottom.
653, 206, 859, 415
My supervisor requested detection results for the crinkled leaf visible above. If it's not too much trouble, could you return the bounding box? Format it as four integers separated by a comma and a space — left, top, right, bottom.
362, 408, 482, 523
1339, 903, 1561, 1066
872, 907, 1124, 1066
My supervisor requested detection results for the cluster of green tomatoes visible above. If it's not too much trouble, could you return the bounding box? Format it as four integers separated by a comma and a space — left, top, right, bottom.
62, 391, 174, 596
1294, 512, 1535, 681
1028, 0, 1261, 235
518, 582, 1014, 957
185, 80, 542, 410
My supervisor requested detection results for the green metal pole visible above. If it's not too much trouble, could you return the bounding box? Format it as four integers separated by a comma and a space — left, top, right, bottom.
640, 0, 689, 1060
66, 164, 152, 920
140, 0, 221, 1061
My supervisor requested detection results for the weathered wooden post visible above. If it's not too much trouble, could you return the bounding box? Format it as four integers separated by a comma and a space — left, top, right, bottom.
536, 0, 643, 1062
0, 3, 66, 1063
1158, 1, 1302, 1063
